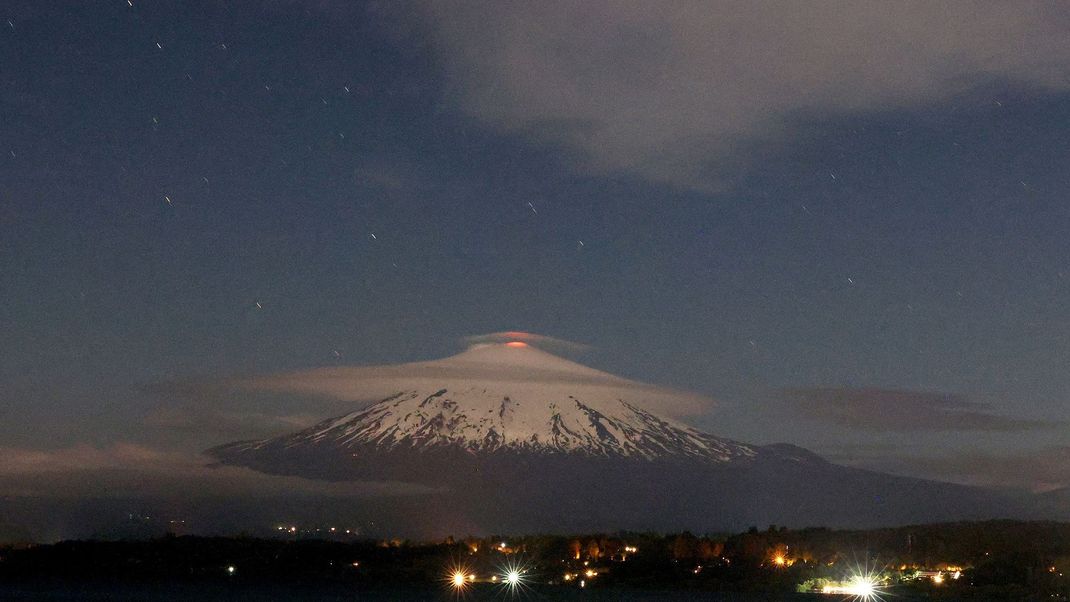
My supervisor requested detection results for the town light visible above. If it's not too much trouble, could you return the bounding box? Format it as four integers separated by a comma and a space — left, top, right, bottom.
451, 571, 467, 588
444, 561, 473, 592
842, 573, 886, 601
496, 557, 530, 594
815, 570, 884, 601
846, 577, 874, 596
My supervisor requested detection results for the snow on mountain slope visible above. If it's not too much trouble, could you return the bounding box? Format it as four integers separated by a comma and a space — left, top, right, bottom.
207, 341, 1046, 534
221, 342, 756, 462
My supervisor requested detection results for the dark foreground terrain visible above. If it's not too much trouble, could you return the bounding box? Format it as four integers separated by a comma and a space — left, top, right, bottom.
0, 583, 907, 602
2, 520, 1069, 600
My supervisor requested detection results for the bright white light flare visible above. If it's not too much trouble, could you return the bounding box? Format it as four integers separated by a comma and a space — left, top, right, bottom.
820, 571, 885, 601
444, 561, 474, 594
496, 557, 532, 595
846, 576, 875, 596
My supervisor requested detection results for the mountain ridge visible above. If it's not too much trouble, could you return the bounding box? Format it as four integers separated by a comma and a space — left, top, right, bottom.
208, 342, 1048, 535
214, 385, 761, 463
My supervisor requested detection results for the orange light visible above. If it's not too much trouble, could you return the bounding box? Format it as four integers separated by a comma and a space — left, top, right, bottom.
505, 341, 528, 348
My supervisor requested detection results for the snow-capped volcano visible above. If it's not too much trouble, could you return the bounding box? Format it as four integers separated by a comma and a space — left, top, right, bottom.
224, 342, 755, 462
208, 339, 1042, 535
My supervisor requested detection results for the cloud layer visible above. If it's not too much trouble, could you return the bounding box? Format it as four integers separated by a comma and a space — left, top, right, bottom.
0, 442, 446, 541
415, 1, 1070, 189
781, 387, 1059, 432
0, 443, 439, 499
823, 444, 1070, 493
238, 339, 714, 416
143, 406, 320, 438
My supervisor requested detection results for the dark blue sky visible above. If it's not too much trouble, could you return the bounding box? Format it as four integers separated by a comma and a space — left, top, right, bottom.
2, 1, 1070, 492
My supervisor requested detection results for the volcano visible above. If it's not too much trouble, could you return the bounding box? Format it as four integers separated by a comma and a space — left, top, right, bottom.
208, 342, 1041, 535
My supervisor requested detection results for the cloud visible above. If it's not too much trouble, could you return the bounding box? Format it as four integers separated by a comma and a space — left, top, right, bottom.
235, 336, 713, 416
0, 443, 440, 499
0, 442, 449, 542
412, 1, 1070, 190
143, 406, 320, 437
0, 443, 179, 475
823, 444, 1070, 493
781, 387, 1060, 432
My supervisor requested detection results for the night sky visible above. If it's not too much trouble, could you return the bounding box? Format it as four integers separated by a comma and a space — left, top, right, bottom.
3, 2, 1070, 497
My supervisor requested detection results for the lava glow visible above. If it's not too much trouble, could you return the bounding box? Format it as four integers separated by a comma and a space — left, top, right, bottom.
505, 341, 528, 348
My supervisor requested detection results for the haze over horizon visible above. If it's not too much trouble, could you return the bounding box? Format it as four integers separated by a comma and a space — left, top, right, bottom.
3, 1, 1070, 538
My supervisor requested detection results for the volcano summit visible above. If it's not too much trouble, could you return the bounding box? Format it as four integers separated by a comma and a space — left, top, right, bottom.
215, 342, 757, 463
209, 341, 1041, 535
